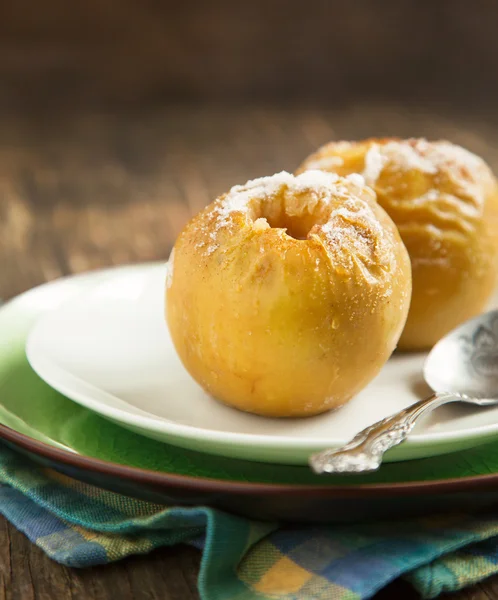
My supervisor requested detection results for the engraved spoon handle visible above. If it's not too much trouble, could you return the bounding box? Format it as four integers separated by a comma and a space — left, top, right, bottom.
309, 391, 463, 474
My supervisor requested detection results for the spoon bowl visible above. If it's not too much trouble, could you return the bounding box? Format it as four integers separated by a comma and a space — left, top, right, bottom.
424, 310, 498, 400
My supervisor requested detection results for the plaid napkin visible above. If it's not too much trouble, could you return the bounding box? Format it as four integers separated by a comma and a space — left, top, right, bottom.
3, 446, 498, 599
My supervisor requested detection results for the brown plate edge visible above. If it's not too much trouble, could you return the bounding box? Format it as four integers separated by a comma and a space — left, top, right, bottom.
3, 422, 498, 497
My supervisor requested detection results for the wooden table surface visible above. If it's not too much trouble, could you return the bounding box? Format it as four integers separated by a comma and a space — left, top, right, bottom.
2, 105, 498, 599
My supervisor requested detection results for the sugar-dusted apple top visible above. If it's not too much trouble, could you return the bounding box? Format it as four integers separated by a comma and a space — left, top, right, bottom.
171, 169, 401, 289
301, 138, 496, 211
166, 170, 412, 417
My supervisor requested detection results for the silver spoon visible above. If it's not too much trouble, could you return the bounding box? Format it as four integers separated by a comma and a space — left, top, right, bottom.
309, 309, 498, 475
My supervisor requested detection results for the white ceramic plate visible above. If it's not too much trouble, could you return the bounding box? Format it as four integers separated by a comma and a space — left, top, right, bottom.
26, 263, 498, 465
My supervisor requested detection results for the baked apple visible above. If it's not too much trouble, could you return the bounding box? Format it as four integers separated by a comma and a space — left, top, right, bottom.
298, 138, 498, 350
166, 170, 411, 417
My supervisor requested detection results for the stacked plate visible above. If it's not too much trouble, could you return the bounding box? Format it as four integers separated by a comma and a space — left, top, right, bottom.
2, 263, 498, 523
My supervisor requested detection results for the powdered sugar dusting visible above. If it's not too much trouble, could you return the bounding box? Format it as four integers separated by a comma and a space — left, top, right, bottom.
188, 169, 398, 289
419, 189, 439, 202
321, 200, 384, 247
362, 140, 437, 185
433, 140, 486, 172
347, 173, 366, 187
218, 169, 353, 220
386, 140, 438, 174
320, 197, 395, 284
219, 171, 294, 218
362, 144, 388, 184
198, 170, 373, 256
427, 140, 491, 206
360, 139, 491, 207
289, 168, 340, 193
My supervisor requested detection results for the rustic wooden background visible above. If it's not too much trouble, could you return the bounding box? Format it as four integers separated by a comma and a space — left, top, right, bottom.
2, 105, 498, 302
3, 2, 498, 598
0, 0, 497, 111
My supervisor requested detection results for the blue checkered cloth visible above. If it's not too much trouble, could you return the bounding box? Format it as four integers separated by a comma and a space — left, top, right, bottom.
3, 444, 498, 598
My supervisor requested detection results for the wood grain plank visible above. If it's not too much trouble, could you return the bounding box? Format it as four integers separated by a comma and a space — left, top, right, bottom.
3, 522, 35, 600
0, 517, 12, 600
0, 520, 201, 600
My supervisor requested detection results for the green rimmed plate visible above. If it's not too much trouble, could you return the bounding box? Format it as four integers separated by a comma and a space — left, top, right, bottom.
3, 265, 498, 523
